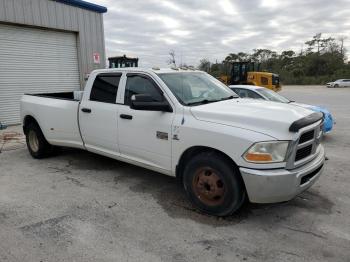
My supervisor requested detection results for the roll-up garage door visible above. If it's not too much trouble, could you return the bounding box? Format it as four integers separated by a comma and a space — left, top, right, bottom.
0, 24, 80, 125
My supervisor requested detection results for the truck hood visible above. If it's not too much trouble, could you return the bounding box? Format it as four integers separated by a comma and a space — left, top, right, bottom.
190, 99, 314, 139
290, 102, 330, 115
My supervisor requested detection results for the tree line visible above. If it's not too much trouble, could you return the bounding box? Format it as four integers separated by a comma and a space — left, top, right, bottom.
198, 34, 349, 85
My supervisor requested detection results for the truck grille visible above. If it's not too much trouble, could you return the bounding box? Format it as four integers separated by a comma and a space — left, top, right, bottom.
299, 130, 314, 144
295, 144, 313, 161
287, 121, 323, 169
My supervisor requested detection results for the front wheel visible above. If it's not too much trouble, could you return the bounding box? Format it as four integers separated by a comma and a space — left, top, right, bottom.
183, 151, 246, 216
334, 84, 339, 88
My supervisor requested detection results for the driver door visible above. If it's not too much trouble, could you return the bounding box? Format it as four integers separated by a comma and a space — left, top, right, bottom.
117, 73, 174, 172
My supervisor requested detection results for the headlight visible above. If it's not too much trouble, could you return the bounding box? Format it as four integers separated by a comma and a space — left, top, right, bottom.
243, 141, 289, 163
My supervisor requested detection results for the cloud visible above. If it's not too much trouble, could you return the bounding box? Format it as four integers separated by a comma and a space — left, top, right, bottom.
219, 0, 238, 15
147, 15, 180, 29
260, 0, 281, 8
95, 0, 350, 67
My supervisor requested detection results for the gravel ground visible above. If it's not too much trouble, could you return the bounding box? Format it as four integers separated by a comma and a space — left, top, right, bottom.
0, 85, 349, 262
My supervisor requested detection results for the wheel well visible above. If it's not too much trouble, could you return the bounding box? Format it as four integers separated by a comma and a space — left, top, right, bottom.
176, 146, 240, 182
23, 115, 39, 134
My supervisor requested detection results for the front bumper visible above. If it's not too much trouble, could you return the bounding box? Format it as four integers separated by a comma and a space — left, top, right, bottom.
240, 145, 325, 203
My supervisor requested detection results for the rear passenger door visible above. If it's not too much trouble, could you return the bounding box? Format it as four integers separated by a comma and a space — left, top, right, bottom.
79, 73, 121, 156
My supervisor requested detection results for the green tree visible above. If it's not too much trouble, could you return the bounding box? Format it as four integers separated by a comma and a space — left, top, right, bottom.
199, 33, 350, 85
198, 58, 211, 72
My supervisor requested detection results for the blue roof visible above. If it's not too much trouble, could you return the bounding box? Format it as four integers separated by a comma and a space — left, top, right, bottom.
56, 0, 107, 13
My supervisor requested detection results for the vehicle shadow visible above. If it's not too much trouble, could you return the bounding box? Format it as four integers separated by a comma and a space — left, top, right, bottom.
55, 148, 333, 227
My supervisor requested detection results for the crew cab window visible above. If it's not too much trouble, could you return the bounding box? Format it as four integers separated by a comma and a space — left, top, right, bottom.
90, 74, 121, 103
124, 75, 163, 105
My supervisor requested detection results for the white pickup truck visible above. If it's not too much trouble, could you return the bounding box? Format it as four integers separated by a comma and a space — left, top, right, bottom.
21, 68, 325, 216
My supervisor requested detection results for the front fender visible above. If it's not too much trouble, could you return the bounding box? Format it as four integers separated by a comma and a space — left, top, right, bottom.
171, 116, 280, 175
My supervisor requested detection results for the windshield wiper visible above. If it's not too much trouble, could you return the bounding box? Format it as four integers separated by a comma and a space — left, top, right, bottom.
187, 99, 214, 106
220, 95, 236, 101
187, 96, 236, 106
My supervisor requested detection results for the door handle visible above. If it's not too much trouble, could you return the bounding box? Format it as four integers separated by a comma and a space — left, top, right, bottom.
81, 108, 92, 113
120, 114, 133, 120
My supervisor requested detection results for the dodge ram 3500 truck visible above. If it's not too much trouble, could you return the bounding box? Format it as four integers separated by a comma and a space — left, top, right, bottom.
21, 68, 325, 216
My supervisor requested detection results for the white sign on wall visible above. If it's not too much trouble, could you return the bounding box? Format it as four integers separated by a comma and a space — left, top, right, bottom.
93, 52, 100, 64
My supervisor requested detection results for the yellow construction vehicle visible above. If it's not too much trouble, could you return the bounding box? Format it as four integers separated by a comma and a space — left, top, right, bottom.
221, 62, 281, 92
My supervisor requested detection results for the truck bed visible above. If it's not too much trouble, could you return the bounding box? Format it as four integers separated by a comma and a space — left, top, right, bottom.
26, 91, 81, 101
21, 93, 84, 149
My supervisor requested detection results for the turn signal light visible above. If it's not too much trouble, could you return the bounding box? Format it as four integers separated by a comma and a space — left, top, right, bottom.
245, 153, 273, 162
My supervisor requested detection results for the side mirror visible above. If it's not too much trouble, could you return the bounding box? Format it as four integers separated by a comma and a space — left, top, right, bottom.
130, 94, 173, 112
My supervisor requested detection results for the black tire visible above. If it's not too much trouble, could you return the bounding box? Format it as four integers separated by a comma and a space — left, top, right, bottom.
182, 151, 246, 216
25, 122, 53, 159
334, 84, 339, 88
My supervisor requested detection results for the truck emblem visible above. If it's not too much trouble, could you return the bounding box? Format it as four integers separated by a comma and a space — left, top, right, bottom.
156, 131, 168, 140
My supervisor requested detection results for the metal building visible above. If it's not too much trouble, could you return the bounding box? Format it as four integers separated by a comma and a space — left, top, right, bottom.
0, 0, 107, 125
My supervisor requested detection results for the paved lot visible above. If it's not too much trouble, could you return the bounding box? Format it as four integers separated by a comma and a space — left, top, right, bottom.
0, 85, 350, 262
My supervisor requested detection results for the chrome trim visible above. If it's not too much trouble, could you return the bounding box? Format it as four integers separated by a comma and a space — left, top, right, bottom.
297, 139, 314, 149
286, 120, 323, 170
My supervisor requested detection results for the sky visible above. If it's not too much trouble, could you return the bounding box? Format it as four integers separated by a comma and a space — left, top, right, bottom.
94, 0, 350, 67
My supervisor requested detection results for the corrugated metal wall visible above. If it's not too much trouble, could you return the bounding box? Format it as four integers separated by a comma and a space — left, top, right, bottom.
0, 0, 106, 88
0, 24, 81, 125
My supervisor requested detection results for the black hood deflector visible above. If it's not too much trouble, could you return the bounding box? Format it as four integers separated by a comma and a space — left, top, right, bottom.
289, 112, 323, 132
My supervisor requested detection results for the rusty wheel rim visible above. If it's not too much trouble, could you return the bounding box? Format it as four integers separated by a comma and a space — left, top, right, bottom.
192, 167, 226, 206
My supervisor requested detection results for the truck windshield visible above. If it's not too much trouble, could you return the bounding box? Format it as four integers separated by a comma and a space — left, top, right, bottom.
157, 72, 237, 106
256, 88, 290, 103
